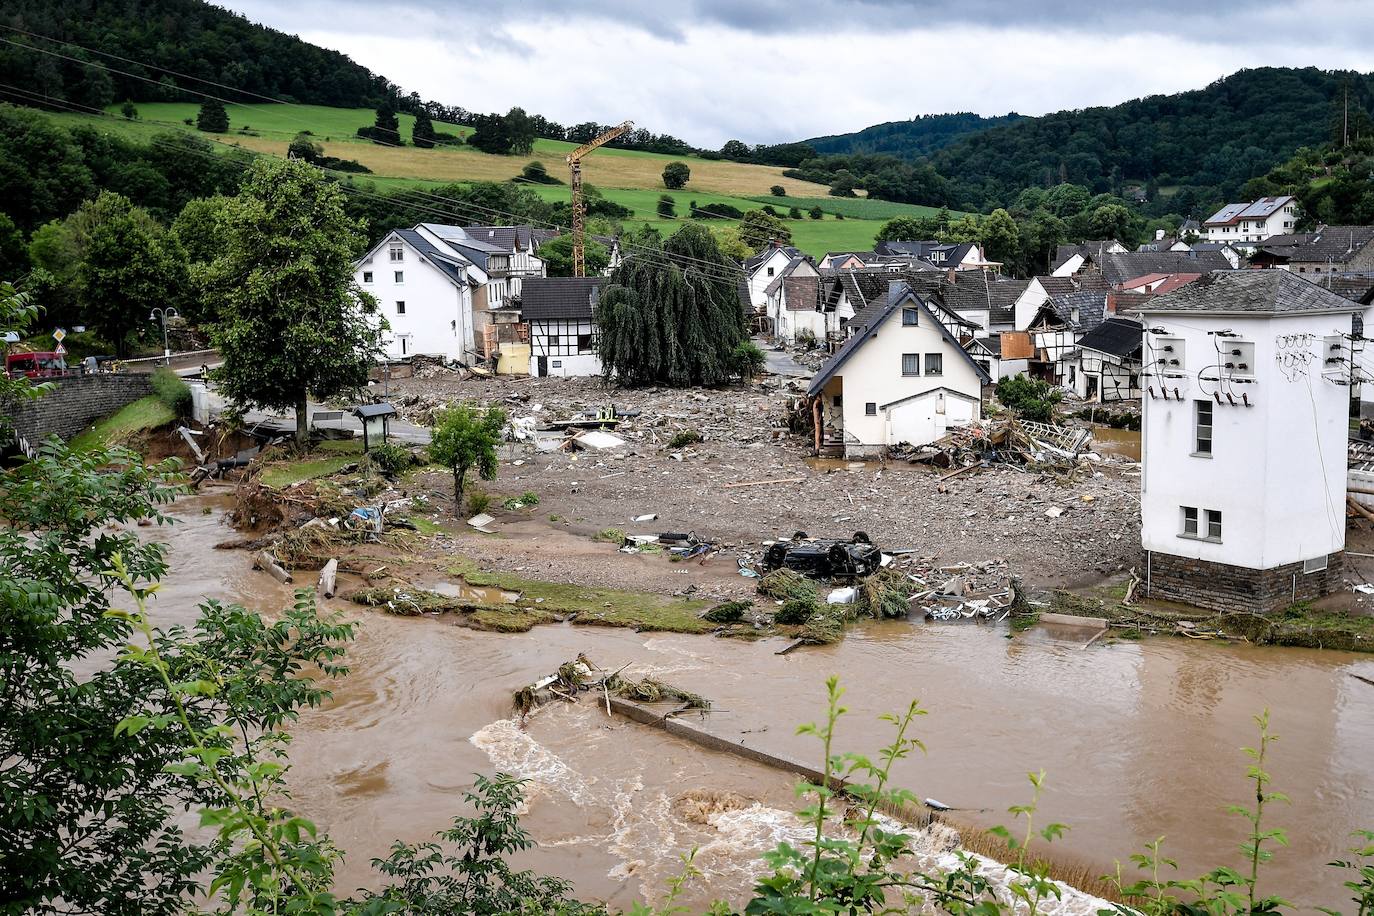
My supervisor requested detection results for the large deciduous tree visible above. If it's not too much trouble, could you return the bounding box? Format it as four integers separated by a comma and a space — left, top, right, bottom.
66, 191, 187, 356
206, 158, 382, 447
595, 223, 748, 387
737, 209, 791, 251
536, 233, 609, 277
662, 161, 691, 189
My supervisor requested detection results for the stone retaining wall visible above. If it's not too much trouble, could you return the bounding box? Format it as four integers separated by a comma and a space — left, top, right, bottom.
1145, 550, 1344, 613
6, 374, 155, 452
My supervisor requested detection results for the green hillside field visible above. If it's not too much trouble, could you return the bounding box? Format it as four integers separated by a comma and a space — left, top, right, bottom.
38, 101, 962, 256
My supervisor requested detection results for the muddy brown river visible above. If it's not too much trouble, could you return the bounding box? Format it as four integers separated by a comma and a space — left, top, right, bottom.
142, 492, 1374, 910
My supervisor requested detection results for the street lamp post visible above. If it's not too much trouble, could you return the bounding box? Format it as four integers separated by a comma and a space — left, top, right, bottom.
150, 307, 179, 367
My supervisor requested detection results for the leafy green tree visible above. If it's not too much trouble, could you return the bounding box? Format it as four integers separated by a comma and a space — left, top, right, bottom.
411, 109, 436, 148
429, 404, 507, 514
206, 158, 383, 447
595, 223, 747, 387
731, 340, 766, 381
876, 215, 939, 242
981, 207, 1020, 264
828, 169, 859, 197
119, 101, 138, 120
710, 225, 752, 261
738, 209, 791, 251
788, 206, 802, 219
195, 98, 229, 133
656, 194, 676, 218
536, 233, 609, 277
1088, 202, 1134, 242
662, 160, 691, 189
808, 205, 823, 220
720, 139, 751, 160
941, 212, 984, 245
288, 131, 322, 164
171, 196, 235, 322
70, 191, 187, 356
770, 185, 786, 197
0, 213, 25, 280
519, 160, 560, 184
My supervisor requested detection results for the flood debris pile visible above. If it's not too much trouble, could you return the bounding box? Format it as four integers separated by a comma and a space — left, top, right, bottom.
512, 656, 710, 721
891, 416, 1098, 474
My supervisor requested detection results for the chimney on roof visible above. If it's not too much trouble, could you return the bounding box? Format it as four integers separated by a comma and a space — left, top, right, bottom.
1106, 291, 1117, 314
946, 268, 957, 283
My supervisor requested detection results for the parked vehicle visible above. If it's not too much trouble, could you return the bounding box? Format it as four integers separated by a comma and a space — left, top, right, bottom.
6, 351, 67, 378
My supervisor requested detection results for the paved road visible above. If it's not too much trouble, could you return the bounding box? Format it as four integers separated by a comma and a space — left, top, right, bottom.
755, 337, 812, 378
205, 388, 432, 444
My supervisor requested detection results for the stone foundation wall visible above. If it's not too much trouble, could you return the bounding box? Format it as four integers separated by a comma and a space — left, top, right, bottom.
1144, 550, 1344, 614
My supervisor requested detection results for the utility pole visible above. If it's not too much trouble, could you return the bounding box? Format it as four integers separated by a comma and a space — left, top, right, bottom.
565, 120, 633, 277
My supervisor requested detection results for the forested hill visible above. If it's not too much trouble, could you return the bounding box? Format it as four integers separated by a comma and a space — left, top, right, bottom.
0, 0, 394, 109
927, 68, 1374, 213
806, 112, 1023, 158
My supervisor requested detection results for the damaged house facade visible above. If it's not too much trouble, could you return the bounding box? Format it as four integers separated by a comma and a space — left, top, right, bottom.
1072, 317, 1144, 402
764, 255, 823, 344
522, 277, 604, 377
807, 282, 990, 457
1138, 271, 1354, 612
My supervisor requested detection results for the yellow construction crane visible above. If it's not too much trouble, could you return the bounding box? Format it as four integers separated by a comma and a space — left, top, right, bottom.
566, 120, 633, 277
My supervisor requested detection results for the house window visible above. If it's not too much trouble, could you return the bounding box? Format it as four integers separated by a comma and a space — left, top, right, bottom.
925, 353, 943, 376
1181, 506, 1198, 537
394, 270, 404, 284
577, 333, 593, 352
1304, 555, 1329, 574
395, 300, 406, 315
766, 267, 775, 277
865, 402, 877, 416
1194, 400, 1212, 455
902, 307, 918, 326
901, 353, 920, 376
548, 334, 559, 348
1206, 510, 1222, 540
399, 336, 409, 355
362, 271, 373, 283
832, 394, 842, 407
389, 245, 403, 262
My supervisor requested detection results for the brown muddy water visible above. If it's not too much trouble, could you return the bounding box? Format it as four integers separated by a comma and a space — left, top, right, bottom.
140, 492, 1374, 910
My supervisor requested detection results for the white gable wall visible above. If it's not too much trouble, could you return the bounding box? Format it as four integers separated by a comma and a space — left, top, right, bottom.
830, 304, 983, 452
357, 235, 475, 362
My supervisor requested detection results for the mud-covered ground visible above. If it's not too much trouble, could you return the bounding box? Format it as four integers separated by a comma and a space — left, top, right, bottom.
384, 372, 1142, 595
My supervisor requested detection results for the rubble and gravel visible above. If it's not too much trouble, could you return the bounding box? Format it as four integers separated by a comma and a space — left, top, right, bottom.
385, 374, 1141, 589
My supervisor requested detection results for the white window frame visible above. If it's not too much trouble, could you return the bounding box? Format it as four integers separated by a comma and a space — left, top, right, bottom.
1181, 506, 1198, 537
395, 300, 406, 315
1303, 555, 1329, 574
1194, 399, 1213, 456
1205, 509, 1222, 541
924, 353, 943, 376
362, 271, 373, 283
389, 245, 404, 262
901, 353, 919, 376
394, 270, 404, 284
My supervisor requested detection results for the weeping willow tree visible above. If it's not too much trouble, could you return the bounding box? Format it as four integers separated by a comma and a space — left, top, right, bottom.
595, 223, 749, 387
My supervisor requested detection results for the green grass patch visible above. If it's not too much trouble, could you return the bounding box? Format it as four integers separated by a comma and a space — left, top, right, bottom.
260, 454, 358, 488
316, 438, 364, 453
70, 395, 175, 451
470, 606, 559, 633
408, 515, 444, 535
448, 558, 713, 633
102, 101, 467, 145
745, 195, 963, 221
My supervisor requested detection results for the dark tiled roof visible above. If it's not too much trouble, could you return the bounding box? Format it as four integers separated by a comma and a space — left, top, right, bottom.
1287, 226, 1374, 266
520, 277, 604, 321
1077, 318, 1143, 358
745, 245, 802, 271
1098, 251, 1231, 286
394, 229, 471, 286
970, 335, 1001, 356
807, 282, 991, 396
1316, 273, 1374, 304
1051, 240, 1122, 271
1034, 274, 1110, 298
1139, 270, 1359, 314
1042, 290, 1109, 331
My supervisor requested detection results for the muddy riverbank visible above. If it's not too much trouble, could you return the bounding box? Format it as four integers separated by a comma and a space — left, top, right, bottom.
144, 491, 1374, 910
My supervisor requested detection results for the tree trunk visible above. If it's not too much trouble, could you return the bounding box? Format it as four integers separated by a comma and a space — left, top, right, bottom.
453, 464, 467, 517
294, 391, 309, 450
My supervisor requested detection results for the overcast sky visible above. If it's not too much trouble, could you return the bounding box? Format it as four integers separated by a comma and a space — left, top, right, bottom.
219, 0, 1372, 147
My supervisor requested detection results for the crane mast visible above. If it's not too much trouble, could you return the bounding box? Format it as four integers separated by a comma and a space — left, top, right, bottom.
566, 120, 633, 277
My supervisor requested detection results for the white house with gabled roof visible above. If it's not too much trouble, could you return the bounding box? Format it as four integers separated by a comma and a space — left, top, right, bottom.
355, 226, 490, 362
1202, 196, 1297, 245
807, 281, 990, 457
